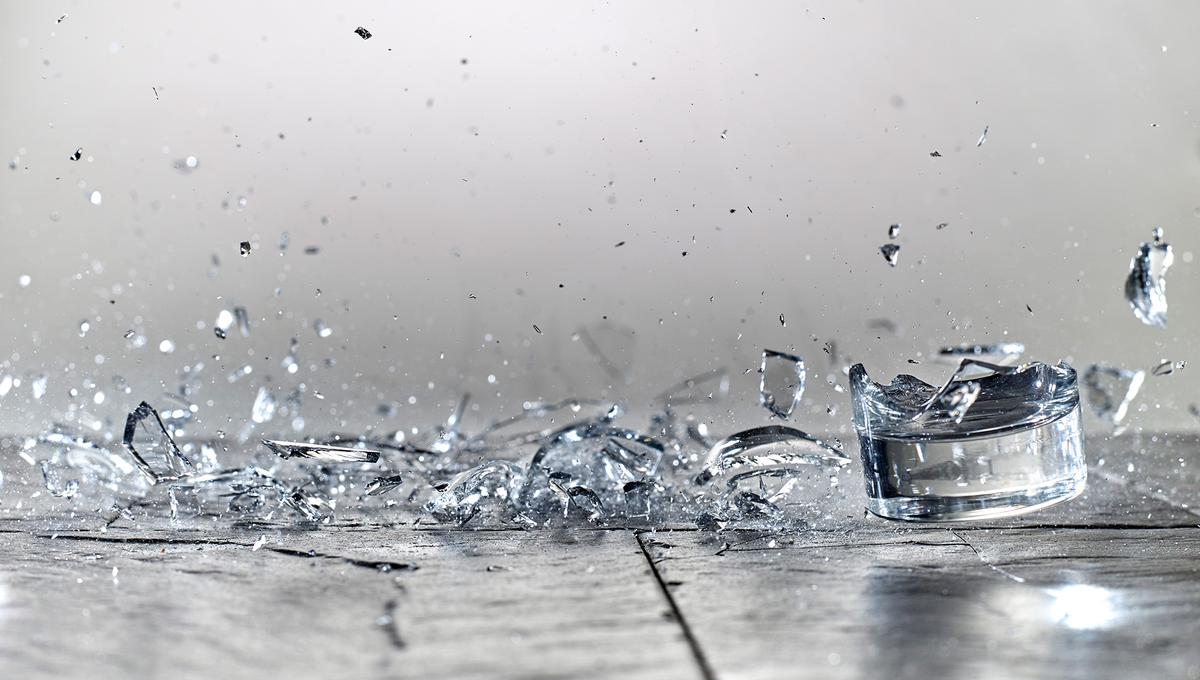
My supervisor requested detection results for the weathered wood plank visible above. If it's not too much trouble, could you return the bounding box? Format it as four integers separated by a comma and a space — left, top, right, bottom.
648, 526, 1200, 680
0, 528, 702, 680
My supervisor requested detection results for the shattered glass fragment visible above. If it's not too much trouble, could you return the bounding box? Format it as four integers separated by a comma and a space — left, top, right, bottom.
262, 439, 381, 463
695, 426, 849, 488
850, 360, 1084, 521
425, 460, 525, 526
40, 460, 80, 498
283, 486, 333, 523
879, 243, 900, 267
524, 423, 665, 514
1082, 364, 1144, 428
888, 223, 901, 239
31, 374, 48, 400
214, 309, 234, 339
251, 386, 277, 423
354, 26, 372, 39
936, 342, 1025, 366
976, 125, 989, 147
654, 368, 730, 407
576, 321, 636, 380
759, 349, 806, 419
366, 475, 405, 496
1125, 229, 1173, 327
314, 319, 333, 338
122, 401, 195, 484
234, 306, 250, 336
1152, 360, 1185, 377
565, 485, 604, 523
240, 240, 251, 256
622, 479, 666, 519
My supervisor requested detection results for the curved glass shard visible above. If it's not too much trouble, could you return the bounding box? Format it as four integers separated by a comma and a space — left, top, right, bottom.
936, 342, 1025, 366
759, 349, 806, 419
1125, 228, 1173, 327
261, 439, 381, 463
695, 425, 849, 488
425, 460, 525, 526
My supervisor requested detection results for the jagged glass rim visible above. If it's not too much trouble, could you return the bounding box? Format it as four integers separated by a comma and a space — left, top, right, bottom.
849, 359, 1079, 441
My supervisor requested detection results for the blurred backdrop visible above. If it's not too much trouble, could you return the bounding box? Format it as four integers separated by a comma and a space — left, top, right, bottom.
2, 1, 1199, 441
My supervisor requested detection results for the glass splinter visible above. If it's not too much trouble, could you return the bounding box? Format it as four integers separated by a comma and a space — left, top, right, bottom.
261, 439, 381, 463
122, 401, 195, 484
1082, 364, 1144, 428
1124, 228, 1173, 327
759, 349, 806, 419
366, 475, 405, 496
880, 243, 900, 266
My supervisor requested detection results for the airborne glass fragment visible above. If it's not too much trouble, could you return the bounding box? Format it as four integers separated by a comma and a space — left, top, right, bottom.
936, 342, 1025, 366
879, 243, 900, 266
759, 349, 806, 419
425, 460, 525, 526
1082, 364, 1144, 429
1124, 228, 1173, 327
365, 475, 405, 496
850, 360, 1085, 521
695, 425, 849, 488
122, 401, 195, 484
261, 439, 381, 463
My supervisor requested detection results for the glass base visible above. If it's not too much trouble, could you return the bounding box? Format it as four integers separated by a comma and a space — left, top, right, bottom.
865, 474, 1087, 522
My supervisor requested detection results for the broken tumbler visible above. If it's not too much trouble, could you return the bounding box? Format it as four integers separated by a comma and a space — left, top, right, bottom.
849, 360, 1085, 521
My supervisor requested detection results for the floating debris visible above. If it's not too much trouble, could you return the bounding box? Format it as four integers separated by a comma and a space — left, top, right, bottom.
122, 401, 195, 484
888, 223, 901, 239
89, 190, 102, 206
365, 475, 405, 496
654, 368, 730, 407
879, 243, 900, 266
251, 387, 277, 423
69, 148, 82, 161
214, 309, 234, 339
1124, 228, 1173, 327
936, 222, 949, 230
261, 439, 381, 463
314, 319, 333, 338
1152, 360, 1185, 376
976, 125, 989, 147
233, 306, 250, 337
759, 349, 806, 419
936, 342, 1025, 366
354, 26, 373, 40
1083, 364, 1145, 427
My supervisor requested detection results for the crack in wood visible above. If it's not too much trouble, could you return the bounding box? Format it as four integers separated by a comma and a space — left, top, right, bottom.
636, 531, 716, 680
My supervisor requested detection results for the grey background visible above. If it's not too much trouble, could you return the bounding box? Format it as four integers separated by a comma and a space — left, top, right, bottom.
1, 0, 1199, 441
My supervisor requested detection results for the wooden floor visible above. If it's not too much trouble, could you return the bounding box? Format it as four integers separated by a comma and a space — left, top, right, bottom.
1, 434, 1198, 679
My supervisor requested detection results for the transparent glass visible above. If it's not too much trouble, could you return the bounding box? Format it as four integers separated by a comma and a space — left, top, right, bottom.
850, 361, 1086, 521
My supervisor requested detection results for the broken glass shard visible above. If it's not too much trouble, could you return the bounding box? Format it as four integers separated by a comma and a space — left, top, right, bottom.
122, 401, 195, 484
473, 398, 620, 446
888, 223, 901, 239
365, 475, 405, 496
1152, 360, 1185, 377
850, 360, 1084, 521
880, 243, 900, 266
937, 342, 1025, 366
234, 306, 250, 336
354, 26, 372, 39
240, 240, 251, 256
976, 125, 989, 147
654, 368, 730, 407
251, 386, 277, 423
40, 460, 80, 498
524, 423, 665, 514
1082, 363, 1144, 428
214, 309, 234, 339
1125, 228, 1173, 327
262, 439, 381, 463
695, 426, 849, 488
425, 460, 525, 526
759, 349, 806, 419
